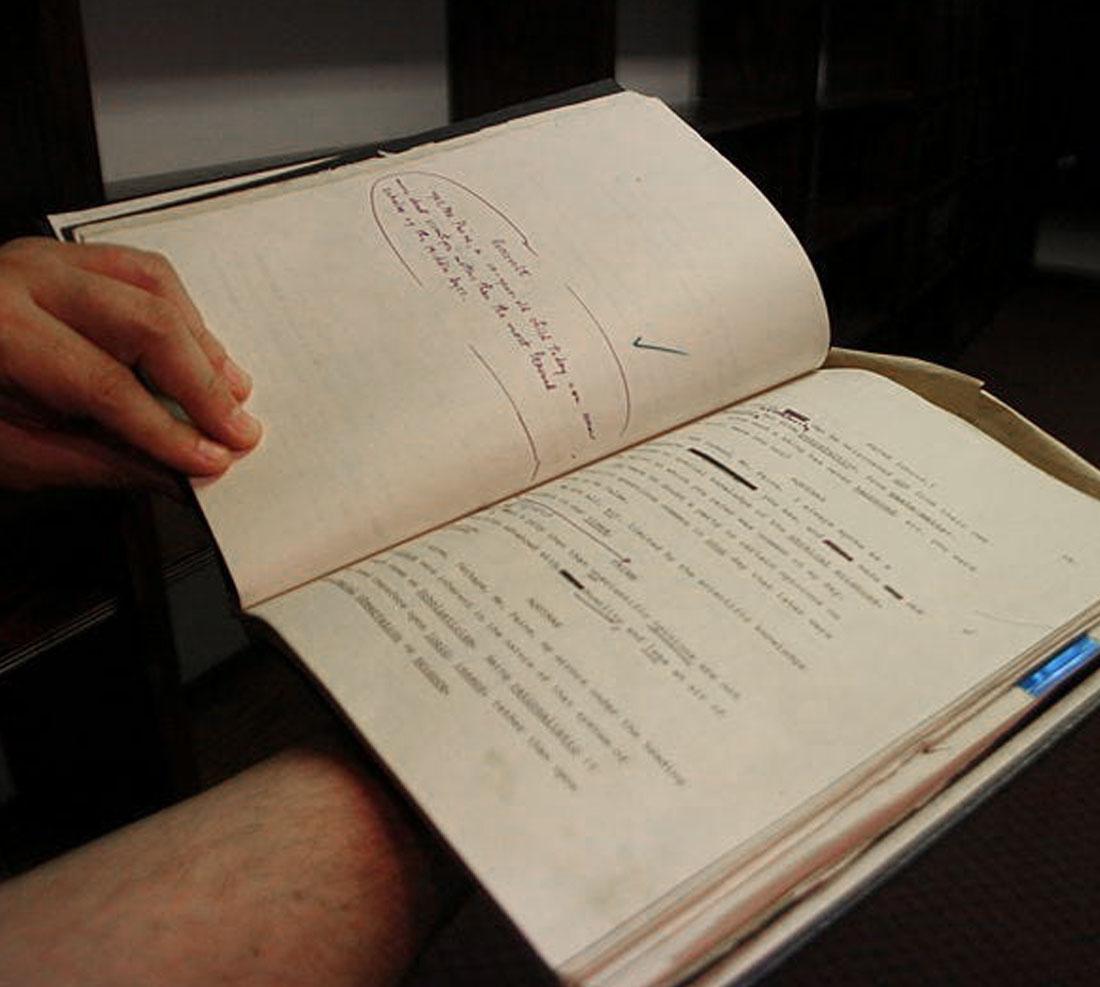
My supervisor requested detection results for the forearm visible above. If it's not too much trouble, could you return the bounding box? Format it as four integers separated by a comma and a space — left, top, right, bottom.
0, 745, 461, 987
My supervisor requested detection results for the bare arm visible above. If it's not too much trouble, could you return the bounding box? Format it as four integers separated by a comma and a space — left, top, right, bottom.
0, 746, 462, 987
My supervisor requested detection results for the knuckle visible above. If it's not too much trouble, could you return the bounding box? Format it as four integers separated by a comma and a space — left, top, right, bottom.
89, 243, 175, 296
186, 361, 232, 414
136, 249, 175, 288
203, 364, 233, 404
84, 360, 138, 418
66, 272, 105, 314
133, 294, 184, 343
96, 244, 136, 276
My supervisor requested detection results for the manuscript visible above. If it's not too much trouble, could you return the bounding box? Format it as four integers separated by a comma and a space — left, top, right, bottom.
54, 90, 1100, 986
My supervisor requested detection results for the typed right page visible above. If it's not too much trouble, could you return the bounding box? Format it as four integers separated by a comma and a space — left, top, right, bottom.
256, 368, 1100, 978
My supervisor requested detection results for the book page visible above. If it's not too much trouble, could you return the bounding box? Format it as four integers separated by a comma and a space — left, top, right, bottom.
74, 92, 828, 606
602, 676, 1041, 987
690, 654, 1100, 987
254, 369, 1100, 970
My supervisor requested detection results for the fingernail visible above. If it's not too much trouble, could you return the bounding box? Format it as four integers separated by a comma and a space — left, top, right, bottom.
225, 404, 262, 445
223, 357, 252, 396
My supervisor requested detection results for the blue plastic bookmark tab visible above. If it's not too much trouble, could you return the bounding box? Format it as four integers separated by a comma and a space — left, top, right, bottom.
1017, 634, 1100, 698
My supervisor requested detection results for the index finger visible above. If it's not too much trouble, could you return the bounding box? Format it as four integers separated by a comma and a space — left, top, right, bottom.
68, 241, 253, 401
29, 264, 262, 454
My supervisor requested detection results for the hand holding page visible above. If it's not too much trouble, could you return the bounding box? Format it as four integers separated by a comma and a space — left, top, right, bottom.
0, 237, 259, 487
55, 90, 1100, 986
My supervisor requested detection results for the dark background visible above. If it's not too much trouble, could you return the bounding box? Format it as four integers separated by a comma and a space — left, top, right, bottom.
6, 1, 1099, 361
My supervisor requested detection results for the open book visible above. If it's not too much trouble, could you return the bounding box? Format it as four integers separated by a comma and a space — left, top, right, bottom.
54, 90, 1100, 986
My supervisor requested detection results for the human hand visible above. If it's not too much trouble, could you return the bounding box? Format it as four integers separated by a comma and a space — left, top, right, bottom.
0, 237, 261, 489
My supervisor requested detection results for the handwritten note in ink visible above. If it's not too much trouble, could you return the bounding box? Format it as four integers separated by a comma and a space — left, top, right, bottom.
370, 171, 632, 479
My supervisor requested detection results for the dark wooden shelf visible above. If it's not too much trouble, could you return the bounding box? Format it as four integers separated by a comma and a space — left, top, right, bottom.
696, 0, 1045, 361
680, 98, 807, 136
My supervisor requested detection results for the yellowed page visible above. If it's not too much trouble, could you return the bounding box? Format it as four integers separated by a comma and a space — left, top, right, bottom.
689, 649, 1100, 987
254, 369, 1100, 972
826, 347, 1100, 499
580, 653, 1069, 985
74, 92, 828, 607
604, 682, 1038, 987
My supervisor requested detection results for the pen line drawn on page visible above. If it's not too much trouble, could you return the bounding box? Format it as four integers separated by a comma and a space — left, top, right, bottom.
468, 344, 542, 482
568, 285, 632, 436
368, 169, 539, 288
514, 495, 632, 564
632, 336, 689, 357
